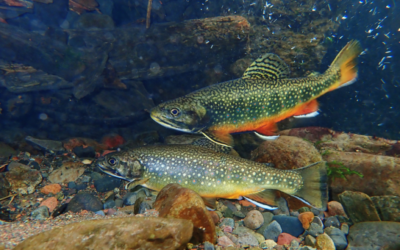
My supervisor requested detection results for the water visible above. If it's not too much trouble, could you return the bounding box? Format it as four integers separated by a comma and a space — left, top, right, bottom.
0, 0, 399, 143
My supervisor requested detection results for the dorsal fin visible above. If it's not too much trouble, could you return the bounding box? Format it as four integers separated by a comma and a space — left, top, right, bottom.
242, 53, 290, 80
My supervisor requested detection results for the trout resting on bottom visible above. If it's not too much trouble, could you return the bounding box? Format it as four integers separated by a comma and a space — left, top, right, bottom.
97, 145, 328, 210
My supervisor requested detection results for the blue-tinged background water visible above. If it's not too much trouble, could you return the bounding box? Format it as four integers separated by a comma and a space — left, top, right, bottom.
0, 0, 399, 144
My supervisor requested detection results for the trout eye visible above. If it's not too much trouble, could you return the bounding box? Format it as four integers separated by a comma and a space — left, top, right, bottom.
108, 158, 117, 166
170, 108, 180, 117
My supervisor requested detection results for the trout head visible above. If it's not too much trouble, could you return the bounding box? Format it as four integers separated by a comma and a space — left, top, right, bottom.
97, 152, 143, 181
150, 97, 209, 133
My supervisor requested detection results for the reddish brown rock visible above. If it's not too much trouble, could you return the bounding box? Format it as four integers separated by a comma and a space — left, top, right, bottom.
325, 201, 347, 218
251, 136, 322, 170
277, 233, 300, 245
39, 197, 58, 212
324, 151, 400, 199
208, 211, 220, 225
280, 127, 396, 155
14, 217, 192, 250
40, 184, 62, 195
298, 212, 314, 230
153, 184, 216, 244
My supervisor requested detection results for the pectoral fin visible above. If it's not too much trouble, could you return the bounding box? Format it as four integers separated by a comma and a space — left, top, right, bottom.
200, 129, 234, 147
125, 178, 150, 190
244, 189, 279, 210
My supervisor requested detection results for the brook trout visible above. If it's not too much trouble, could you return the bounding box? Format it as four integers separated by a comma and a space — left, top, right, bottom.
97, 145, 328, 210
150, 41, 362, 146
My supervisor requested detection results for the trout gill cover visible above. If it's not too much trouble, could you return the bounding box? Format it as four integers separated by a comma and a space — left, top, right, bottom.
150, 41, 362, 147
97, 145, 328, 210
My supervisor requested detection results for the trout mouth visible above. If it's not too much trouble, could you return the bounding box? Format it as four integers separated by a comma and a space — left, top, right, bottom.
97, 162, 133, 182
150, 109, 193, 133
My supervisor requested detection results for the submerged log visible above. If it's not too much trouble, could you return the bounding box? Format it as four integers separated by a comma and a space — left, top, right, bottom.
0, 16, 250, 98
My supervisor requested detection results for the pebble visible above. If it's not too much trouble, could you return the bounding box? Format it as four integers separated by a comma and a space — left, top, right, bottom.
298, 211, 314, 230
80, 175, 91, 183
326, 201, 347, 217
311, 207, 322, 216
106, 208, 117, 216
72, 146, 96, 158
233, 210, 246, 218
68, 182, 77, 189
90, 172, 103, 181
75, 183, 87, 191
95, 210, 105, 216
277, 233, 300, 245
260, 239, 277, 249
115, 198, 123, 208
305, 235, 316, 247
39, 197, 58, 212
221, 218, 235, 229
237, 232, 259, 246
81, 159, 92, 165
94, 176, 121, 192
222, 226, 233, 233
290, 238, 300, 248
135, 199, 152, 214
307, 222, 324, 237
324, 226, 347, 250
103, 200, 115, 209
315, 233, 335, 250
340, 223, 349, 234
298, 207, 311, 214
262, 220, 282, 241
204, 241, 215, 250
273, 215, 304, 237
244, 210, 264, 230
272, 197, 290, 216
40, 184, 62, 195
217, 236, 235, 248
66, 192, 103, 213
312, 216, 324, 228
123, 192, 139, 205
31, 206, 49, 220
324, 216, 340, 228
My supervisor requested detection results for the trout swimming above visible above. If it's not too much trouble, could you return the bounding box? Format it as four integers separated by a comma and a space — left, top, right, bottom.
97, 145, 328, 210
150, 41, 362, 147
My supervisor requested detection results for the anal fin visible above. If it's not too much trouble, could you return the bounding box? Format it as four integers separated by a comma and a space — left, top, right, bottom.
201, 129, 234, 147
244, 189, 279, 210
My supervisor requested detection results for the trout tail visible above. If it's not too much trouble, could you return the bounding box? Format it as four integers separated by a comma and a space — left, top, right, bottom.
293, 161, 328, 210
325, 40, 362, 91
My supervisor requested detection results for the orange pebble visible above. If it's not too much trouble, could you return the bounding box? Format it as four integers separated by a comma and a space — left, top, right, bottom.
298, 211, 314, 230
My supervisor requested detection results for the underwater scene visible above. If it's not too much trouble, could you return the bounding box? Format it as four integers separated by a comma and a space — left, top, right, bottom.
0, 0, 399, 249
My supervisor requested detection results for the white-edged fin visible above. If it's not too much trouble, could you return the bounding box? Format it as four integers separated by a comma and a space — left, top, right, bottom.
292, 195, 312, 206
336, 77, 357, 89
244, 196, 279, 210
206, 206, 216, 211
254, 132, 280, 141
294, 111, 320, 118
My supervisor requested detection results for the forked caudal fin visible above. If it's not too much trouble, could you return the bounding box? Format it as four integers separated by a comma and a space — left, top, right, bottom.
326, 40, 362, 91
292, 161, 328, 210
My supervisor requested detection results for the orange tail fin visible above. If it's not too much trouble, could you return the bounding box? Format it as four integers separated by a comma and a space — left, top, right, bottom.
327, 40, 362, 91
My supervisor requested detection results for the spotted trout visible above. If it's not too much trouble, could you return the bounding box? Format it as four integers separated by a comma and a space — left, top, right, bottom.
97, 145, 328, 210
150, 41, 362, 147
